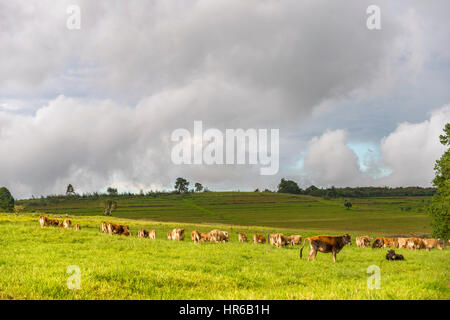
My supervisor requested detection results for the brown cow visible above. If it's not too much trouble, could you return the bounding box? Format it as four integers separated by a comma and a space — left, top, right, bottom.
73, 224, 81, 231
39, 216, 59, 228
238, 233, 248, 242
268, 233, 279, 246
167, 228, 185, 241
107, 223, 130, 236
191, 230, 199, 241
356, 236, 371, 248
253, 234, 266, 244
138, 228, 150, 238
60, 219, 71, 229
191, 230, 211, 243
406, 237, 426, 250
149, 230, 156, 239
209, 229, 228, 243
277, 234, 290, 247
396, 237, 409, 249
287, 235, 302, 246
300, 234, 352, 262
372, 237, 397, 248
422, 238, 444, 251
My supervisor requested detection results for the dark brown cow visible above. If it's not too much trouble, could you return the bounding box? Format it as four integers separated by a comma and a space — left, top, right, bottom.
253, 234, 266, 244
39, 216, 59, 227
300, 234, 352, 262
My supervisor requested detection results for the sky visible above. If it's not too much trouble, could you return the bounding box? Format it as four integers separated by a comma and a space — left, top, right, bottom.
0, 0, 449, 199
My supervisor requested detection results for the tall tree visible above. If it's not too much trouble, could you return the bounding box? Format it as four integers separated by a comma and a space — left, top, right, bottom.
175, 177, 189, 193
66, 184, 75, 195
0, 187, 14, 212
194, 183, 203, 192
428, 123, 449, 239
277, 178, 301, 194
103, 200, 117, 216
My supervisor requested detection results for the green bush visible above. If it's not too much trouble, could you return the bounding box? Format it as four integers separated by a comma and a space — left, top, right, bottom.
0, 187, 14, 212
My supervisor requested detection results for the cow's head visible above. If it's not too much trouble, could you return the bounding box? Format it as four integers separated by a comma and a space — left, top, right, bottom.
343, 234, 352, 246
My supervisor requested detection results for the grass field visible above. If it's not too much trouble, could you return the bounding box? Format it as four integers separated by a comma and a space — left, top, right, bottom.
1, 192, 448, 300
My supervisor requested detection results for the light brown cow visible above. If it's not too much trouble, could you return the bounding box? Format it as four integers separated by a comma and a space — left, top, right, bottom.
275, 234, 289, 247
268, 233, 281, 246
138, 228, 150, 238
149, 230, 156, 239
287, 235, 302, 246
167, 228, 185, 241
238, 233, 248, 242
191, 230, 199, 241
406, 237, 426, 250
300, 234, 352, 262
396, 237, 409, 249
356, 236, 371, 248
60, 219, 71, 229
39, 216, 59, 228
209, 229, 228, 243
372, 237, 397, 248
101, 222, 109, 233
191, 230, 211, 243
73, 224, 81, 231
253, 234, 266, 244
422, 238, 443, 251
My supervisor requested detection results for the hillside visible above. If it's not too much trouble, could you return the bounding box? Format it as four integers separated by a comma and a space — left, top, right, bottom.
17, 192, 433, 235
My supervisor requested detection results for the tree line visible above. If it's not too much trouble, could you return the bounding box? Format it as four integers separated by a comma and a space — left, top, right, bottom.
276, 179, 437, 198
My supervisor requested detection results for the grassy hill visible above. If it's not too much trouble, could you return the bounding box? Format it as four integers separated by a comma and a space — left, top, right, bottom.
0, 213, 448, 300
18, 192, 432, 235
2, 192, 447, 300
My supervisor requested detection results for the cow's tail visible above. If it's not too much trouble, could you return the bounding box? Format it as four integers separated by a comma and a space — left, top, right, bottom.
300, 238, 307, 259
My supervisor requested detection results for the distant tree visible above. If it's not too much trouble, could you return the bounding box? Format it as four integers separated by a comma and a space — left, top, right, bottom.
277, 178, 301, 194
194, 183, 203, 192
344, 200, 352, 210
254, 188, 260, 192
175, 177, 189, 193
66, 184, 75, 195
0, 187, 14, 212
428, 123, 449, 240
103, 200, 117, 216
107, 187, 118, 196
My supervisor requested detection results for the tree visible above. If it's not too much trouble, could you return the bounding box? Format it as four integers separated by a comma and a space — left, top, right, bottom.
0, 187, 14, 212
277, 178, 301, 194
344, 200, 352, 210
103, 200, 117, 216
66, 184, 75, 195
194, 183, 203, 192
174, 177, 189, 193
428, 123, 449, 240
107, 187, 118, 196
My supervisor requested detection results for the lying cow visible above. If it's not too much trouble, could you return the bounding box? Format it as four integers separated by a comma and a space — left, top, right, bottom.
253, 234, 266, 244
386, 250, 404, 261
300, 234, 352, 263
167, 228, 185, 241
39, 216, 59, 228
356, 236, 371, 248
238, 233, 248, 242
73, 224, 81, 231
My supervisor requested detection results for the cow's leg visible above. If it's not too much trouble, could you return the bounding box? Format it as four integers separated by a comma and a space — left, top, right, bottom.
332, 249, 337, 263
307, 248, 314, 261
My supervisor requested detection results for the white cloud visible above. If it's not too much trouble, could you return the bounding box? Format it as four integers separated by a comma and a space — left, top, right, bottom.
300, 105, 450, 187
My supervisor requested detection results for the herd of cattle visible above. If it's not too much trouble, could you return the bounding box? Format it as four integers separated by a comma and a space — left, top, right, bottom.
39, 215, 447, 262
